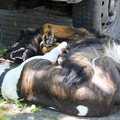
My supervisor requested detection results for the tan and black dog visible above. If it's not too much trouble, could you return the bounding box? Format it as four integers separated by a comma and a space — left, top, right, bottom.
1, 41, 120, 117
40, 23, 90, 46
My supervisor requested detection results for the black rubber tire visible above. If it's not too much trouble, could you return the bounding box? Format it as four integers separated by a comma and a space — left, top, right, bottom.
72, 0, 120, 39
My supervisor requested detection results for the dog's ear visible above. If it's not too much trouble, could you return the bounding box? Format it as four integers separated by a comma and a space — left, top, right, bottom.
30, 34, 42, 53
12, 30, 25, 47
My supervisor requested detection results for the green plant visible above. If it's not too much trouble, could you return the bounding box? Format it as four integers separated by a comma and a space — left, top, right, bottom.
14, 21, 17, 26
0, 96, 11, 120
13, 99, 27, 111
30, 105, 41, 113
2, 49, 8, 53
0, 112, 10, 120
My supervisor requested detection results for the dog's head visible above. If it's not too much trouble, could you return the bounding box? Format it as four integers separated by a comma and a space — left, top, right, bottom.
4, 29, 43, 63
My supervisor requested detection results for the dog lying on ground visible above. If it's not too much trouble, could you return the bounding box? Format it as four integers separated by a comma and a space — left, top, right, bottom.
3, 23, 91, 63
1, 41, 120, 117
40, 23, 90, 46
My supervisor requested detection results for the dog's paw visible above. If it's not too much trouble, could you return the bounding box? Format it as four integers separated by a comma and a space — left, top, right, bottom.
57, 42, 67, 55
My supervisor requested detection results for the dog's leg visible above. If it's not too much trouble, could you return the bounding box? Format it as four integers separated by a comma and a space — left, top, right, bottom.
41, 42, 67, 64
41, 43, 60, 55
20, 42, 67, 67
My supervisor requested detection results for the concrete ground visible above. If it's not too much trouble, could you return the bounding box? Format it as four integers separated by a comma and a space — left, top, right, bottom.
1, 101, 120, 120
0, 7, 120, 120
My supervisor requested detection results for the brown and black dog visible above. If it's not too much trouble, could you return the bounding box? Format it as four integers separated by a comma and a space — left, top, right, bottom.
40, 23, 90, 46
3, 23, 91, 63
1, 41, 120, 117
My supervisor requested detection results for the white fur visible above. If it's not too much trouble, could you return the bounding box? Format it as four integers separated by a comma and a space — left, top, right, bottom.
91, 43, 120, 68
91, 43, 120, 69
1, 67, 20, 100
0, 65, 9, 75
48, 107, 57, 111
0, 60, 10, 75
117, 45, 120, 60
91, 57, 99, 68
104, 43, 120, 62
76, 105, 89, 116
1, 42, 67, 100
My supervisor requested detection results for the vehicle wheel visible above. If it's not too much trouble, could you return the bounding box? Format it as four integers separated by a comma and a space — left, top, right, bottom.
72, 0, 120, 39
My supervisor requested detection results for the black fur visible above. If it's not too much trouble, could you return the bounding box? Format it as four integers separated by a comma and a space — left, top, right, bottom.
61, 51, 94, 87
59, 36, 120, 87
67, 38, 103, 52
4, 28, 42, 63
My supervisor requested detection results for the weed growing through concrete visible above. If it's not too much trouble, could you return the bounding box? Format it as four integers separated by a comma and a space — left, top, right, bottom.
30, 105, 42, 112
0, 96, 11, 120
13, 99, 27, 111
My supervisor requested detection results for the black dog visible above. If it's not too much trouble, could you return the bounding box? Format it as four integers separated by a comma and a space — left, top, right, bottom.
3, 28, 43, 63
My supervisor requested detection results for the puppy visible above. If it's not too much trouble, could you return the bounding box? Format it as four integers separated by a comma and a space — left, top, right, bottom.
40, 23, 90, 47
